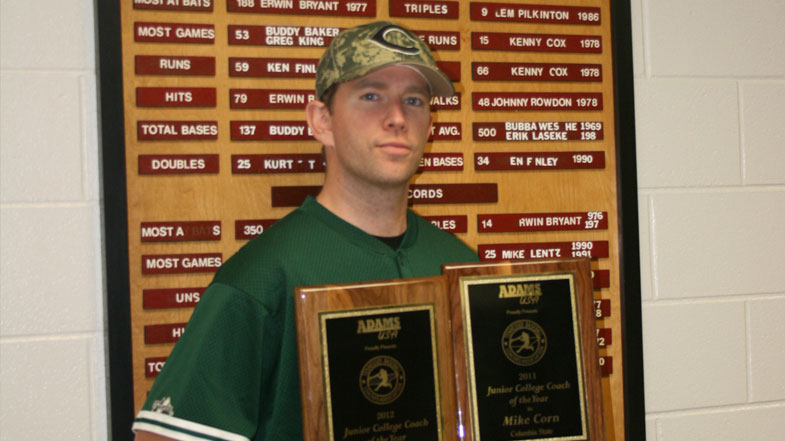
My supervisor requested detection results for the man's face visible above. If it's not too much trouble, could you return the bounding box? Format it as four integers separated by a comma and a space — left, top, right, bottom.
319, 65, 434, 190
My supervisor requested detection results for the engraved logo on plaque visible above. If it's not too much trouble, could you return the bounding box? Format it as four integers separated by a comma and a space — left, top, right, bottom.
359, 355, 406, 405
501, 319, 548, 366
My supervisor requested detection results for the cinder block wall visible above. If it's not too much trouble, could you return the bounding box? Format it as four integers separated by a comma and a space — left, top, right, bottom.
0, 0, 782, 440
631, 0, 785, 439
0, 0, 107, 439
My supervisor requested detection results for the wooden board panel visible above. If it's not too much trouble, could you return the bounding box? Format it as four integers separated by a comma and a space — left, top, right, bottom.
113, 1, 637, 439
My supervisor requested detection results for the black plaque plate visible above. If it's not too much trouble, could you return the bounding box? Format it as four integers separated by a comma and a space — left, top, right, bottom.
321, 305, 443, 441
460, 274, 587, 441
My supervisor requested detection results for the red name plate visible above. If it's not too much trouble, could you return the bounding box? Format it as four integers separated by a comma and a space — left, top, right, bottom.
414, 30, 461, 50
142, 253, 223, 275
470, 2, 601, 25
475, 152, 604, 170
473, 92, 603, 111
235, 219, 279, 240
143, 287, 206, 310
408, 183, 498, 204
228, 25, 339, 47
478, 211, 608, 233
473, 62, 602, 82
136, 87, 216, 107
227, 0, 376, 16
429, 123, 462, 141
593, 270, 611, 290
270, 184, 498, 206
144, 323, 188, 344
133, 0, 213, 11
596, 328, 612, 347
390, 0, 458, 18
229, 57, 318, 78
472, 32, 602, 53
232, 154, 325, 174
134, 22, 215, 43
600, 356, 613, 376
140, 221, 221, 242
430, 93, 461, 110
135, 55, 215, 76
137, 121, 218, 140
230, 89, 315, 109
593, 298, 611, 318
478, 240, 609, 261
438, 61, 460, 81
138, 154, 219, 175
423, 215, 468, 233
473, 121, 603, 142
418, 153, 464, 172
144, 357, 168, 378
230, 121, 312, 141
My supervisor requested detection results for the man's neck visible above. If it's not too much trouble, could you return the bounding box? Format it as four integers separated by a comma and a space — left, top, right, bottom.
316, 177, 410, 237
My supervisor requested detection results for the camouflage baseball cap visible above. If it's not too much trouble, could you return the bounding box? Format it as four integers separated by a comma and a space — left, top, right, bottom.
315, 21, 454, 100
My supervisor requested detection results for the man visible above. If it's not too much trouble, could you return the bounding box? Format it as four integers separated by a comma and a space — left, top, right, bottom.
133, 21, 477, 441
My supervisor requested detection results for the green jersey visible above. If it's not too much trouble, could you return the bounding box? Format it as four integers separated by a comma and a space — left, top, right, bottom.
133, 196, 478, 441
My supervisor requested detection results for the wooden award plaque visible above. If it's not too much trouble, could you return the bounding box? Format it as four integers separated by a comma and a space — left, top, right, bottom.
295, 277, 458, 441
443, 260, 605, 441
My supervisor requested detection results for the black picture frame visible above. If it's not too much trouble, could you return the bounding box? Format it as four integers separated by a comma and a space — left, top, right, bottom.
96, 0, 133, 439
96, 1, 646, 439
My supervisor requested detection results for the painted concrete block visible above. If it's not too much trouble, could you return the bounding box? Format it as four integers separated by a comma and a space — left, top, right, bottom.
646, 0, 785, 76
634, 79, 740, 188
0, 205, 100, 335
0, 0, 95, 70
657, 405, 785, 441
0, 338, 93, 440
748, 297, 785, 402
651, 191, 785, 298
741, 81, 785, 185
1, 74, 85, 203
643, 301, 746, 411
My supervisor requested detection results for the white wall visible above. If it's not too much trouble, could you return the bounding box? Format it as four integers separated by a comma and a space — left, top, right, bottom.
0, 0, 107, 439
0, 0, 782, 440
631, 0, 785, 439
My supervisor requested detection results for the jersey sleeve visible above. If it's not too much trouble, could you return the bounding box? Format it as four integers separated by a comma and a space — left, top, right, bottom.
132, 282, 273, 441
